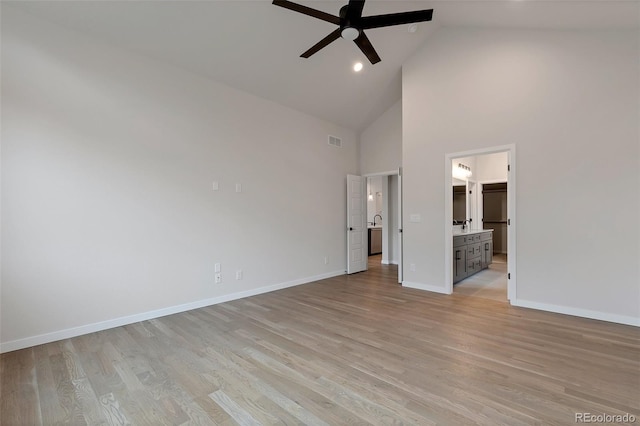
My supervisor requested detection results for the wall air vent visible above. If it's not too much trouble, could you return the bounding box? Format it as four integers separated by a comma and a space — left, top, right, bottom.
328, 135, 342, 148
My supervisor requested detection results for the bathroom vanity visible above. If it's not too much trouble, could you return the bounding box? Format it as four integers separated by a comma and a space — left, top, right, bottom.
453, 229, 493, 284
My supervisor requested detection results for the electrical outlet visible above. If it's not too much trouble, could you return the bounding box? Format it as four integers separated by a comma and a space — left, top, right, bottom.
410, 263, 416, 272
236, 270, 243, 280
212, 181, 219, 191
214, 263, 221, 273
214, 273, 222, 284
324, 256, 328, 265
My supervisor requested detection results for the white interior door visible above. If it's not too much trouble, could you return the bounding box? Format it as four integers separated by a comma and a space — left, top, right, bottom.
397, 169, 403, 283
347, 174, 366, 274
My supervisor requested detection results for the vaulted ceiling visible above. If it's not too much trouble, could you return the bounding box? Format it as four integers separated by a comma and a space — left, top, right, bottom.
5, 1, 639, 132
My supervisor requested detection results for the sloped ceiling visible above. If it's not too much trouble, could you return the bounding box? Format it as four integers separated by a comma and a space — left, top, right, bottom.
4, 0, 639, 132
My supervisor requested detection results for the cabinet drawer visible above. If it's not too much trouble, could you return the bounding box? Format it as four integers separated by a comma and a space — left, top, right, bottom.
467, 243, 481, 257
480, 232, 493, 242
453, 236, 466, 247
467, 259, 482, 272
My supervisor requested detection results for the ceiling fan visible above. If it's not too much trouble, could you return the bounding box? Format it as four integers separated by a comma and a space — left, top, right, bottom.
272, 0, 433, 65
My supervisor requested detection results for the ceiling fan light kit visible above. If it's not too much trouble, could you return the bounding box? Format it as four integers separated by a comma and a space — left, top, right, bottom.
341, 27, 360, 41
272, 0, 433, 65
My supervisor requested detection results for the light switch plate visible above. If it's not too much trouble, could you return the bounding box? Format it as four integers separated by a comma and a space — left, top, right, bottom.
410, 214, 421, 223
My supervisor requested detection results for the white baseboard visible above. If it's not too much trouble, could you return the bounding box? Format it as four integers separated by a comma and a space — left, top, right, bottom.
381, 260, 399, 265
512, 299, 640, 327
402, 281, 451, 295
0, 270, 345, 353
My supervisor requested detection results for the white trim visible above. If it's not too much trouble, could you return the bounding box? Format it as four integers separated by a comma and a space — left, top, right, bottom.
0, 270, 345, 353
381, 176, 390, 265
363, 170, 398, 178
513, 299, 640, 327
507, 148, 516, 301
402, 281, 451, 294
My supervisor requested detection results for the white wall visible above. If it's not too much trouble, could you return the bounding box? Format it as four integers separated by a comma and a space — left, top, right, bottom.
403, 27, 639, 324
1, 7, 358, 351
360, 101, 402, 266
359, 100, 402, 175
476, 152, 508, 182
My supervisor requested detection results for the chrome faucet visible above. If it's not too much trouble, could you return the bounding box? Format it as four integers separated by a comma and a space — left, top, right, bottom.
461, 219, 471, 230
373, 214, 382, 226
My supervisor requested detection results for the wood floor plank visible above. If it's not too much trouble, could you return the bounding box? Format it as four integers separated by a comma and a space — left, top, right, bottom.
33, 344, 65, 425
208, 390, 261, 426
2, 256, 639, 425
98, 392, 131, 426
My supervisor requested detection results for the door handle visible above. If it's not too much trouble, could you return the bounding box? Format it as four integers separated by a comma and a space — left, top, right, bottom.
349, 227, 353, 231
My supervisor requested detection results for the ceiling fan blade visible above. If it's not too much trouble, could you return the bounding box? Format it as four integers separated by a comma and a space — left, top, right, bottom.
272, 0, 340, 25
354, 31, 381, 64
361, 9, 433, 29
301, 28, 342, 58
346, 0, 366, 20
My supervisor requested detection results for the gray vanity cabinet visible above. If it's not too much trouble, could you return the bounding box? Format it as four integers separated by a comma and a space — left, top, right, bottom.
453, 230, 493, 284
480, 232, 493, 269
453, 236, 467, 283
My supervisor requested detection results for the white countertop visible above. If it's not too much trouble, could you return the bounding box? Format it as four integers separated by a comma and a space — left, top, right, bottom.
368, 226, 382, 230
453, 228, 493, 236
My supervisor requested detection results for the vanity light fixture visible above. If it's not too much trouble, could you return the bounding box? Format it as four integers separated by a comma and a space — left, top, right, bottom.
453, 163, 472, 179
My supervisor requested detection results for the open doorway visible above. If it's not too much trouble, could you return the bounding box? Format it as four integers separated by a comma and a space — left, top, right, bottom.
348, 172, 402, 277
366, 174, 400, 266
445, 145, 516, 302
455, 180, 508, 301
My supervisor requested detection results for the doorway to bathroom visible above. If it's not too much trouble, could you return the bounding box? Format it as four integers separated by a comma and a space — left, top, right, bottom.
445, 145, 516, 302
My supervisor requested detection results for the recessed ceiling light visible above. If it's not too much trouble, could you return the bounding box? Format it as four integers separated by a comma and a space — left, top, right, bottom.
353, 62, 363, 72
408, 23, 418, 33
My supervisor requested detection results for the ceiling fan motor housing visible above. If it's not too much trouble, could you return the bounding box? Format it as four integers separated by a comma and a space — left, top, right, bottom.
339, 5, 360, 40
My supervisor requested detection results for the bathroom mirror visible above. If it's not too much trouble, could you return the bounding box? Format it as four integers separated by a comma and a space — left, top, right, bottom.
452, 182, 466, 224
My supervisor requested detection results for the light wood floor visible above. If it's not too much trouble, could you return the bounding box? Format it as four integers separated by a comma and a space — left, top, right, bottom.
2, 257, 639, 425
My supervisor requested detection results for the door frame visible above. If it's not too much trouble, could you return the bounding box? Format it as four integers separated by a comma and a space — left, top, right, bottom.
444, 144, 517, 301
363, 169, 403, 283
